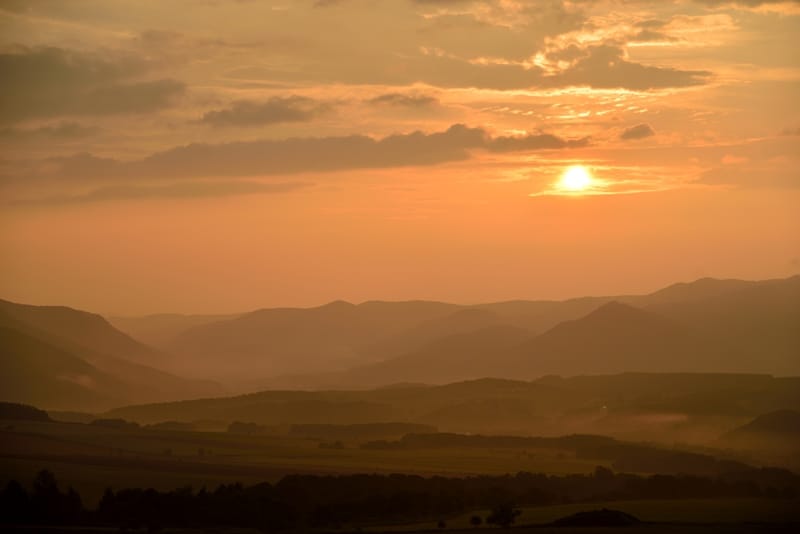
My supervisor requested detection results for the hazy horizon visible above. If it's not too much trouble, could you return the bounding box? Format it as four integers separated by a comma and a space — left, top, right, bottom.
0, 272, 796, 317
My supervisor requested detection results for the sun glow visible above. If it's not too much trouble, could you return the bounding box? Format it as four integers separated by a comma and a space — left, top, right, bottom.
559, 165, 594, 192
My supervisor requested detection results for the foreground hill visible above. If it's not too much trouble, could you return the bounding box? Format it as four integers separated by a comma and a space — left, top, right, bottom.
0, 299, 223, 411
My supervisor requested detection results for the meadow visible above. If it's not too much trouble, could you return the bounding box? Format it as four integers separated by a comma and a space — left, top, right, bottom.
0, 420, 603, 506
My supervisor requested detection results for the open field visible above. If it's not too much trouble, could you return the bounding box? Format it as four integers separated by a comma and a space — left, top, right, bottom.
0, 420, 604, 505
2, 419, 798, 532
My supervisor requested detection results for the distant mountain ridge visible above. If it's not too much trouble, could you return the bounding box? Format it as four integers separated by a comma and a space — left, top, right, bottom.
103, 274, 800, 389
3, 274, 797, 408
0, 299, 223, 411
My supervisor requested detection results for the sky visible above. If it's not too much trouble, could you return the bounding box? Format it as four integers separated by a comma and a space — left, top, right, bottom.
0, 0, 798, 315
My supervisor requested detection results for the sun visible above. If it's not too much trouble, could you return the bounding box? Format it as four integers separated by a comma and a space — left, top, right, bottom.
559, 165, 594, 192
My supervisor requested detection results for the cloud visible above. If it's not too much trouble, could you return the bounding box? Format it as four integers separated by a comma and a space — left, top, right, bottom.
14, 180, 310, 205
0, 46, 185, 124
0, 121, 98, 140
40, 124, 588, 182
488, 133, 590, 152
546, 45, 711, 90
693, 0, 800, 6
620, 123, 656, 140
367, 93, 440, 107
200, 97, 329, 127
630, 29, 675, 43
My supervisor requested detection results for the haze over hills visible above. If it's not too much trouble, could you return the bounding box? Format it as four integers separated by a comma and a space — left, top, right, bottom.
0, 299, 161, 367
228, 275, 798, 390
107, 313, 240, 350
103, 275, 798, 390
104, 372, 800, 446
2, 275, 797, 410
0, 299, 223, 411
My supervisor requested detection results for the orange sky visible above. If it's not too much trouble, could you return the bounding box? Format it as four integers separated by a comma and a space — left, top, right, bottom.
0, 0, 798, 314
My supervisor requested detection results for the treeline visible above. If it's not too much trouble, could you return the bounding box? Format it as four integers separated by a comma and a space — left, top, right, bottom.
362, 433, 751, 475
2, 467, 798, 530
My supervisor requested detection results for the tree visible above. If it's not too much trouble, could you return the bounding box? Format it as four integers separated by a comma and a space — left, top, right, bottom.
486, 503, 521, 528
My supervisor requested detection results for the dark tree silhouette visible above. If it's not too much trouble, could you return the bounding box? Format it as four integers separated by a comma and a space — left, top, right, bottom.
486, 503, 521, 528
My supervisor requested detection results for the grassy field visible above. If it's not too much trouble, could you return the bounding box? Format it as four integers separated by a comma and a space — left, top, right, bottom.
0, 419, 602, 505
3, 418, 798, 532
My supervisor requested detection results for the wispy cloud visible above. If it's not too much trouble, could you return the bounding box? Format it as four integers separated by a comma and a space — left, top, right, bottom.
12, 180, 310, 206
199, 96, 330, 127
0, 46, 185, 124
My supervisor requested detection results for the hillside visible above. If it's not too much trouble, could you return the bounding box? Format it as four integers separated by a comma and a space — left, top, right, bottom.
121, 275, 800, 390
720, 410, 800, 453
105, 373, 800, 444
108, 313, 239, 349
506, 301, 717, 378
0, 326, 129, 410
0, 300, 223, 411
643, 275, 800, 374
0, 299, 160, 367
163, 300, 462, 381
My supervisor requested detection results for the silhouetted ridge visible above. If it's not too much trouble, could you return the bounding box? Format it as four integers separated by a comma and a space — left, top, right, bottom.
644, 277, 758, 305
0, 401, 52, 422
552, 508, 641, 527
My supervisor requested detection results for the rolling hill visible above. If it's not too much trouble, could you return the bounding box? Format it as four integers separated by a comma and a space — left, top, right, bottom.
0, 299, 223, 411
105, 372, 800, 445
111, 275, 799, 389
719, 409, 800, 453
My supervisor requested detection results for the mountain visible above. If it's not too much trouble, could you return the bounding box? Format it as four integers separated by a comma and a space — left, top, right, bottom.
269, 275, 799, 389
357, 307, 506, 362
638, 277, 762, 306
163, 300, 461, 382
0, 326, 128, 411
309, 324, 531, 389
107, 313, 239, 349
106, 274, 799, 389
505, 301, 720, 378
0, 299, 223, 411
0, 299, 160, 367
643, 275, 800, 375
153, 298, 635, 386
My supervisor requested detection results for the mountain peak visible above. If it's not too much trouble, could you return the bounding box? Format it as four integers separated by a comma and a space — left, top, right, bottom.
319, 300, 356, 310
